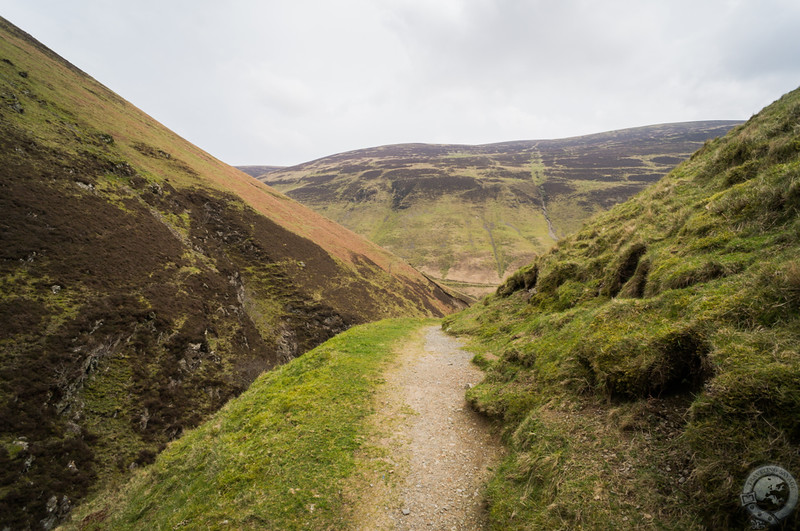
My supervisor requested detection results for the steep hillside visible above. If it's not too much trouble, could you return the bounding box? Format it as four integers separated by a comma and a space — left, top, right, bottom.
0, 18, 462, 529
254, 122, 740, 296
444, 87, 800, 528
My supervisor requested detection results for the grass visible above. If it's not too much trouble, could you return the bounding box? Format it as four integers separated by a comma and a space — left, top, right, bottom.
67, 318, 430, 530
443, 86, 800, 529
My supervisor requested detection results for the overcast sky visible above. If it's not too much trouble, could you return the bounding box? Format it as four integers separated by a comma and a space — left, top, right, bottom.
1, 1, 799, 166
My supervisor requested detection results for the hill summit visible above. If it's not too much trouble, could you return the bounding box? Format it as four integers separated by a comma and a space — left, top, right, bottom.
0, 17, 462, 529
444, 86, 800, 528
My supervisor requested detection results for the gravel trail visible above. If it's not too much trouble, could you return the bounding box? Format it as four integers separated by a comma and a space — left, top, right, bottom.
349, 325, 503, 530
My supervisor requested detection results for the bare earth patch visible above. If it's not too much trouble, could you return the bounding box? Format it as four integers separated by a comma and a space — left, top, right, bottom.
348, 325, 503, 530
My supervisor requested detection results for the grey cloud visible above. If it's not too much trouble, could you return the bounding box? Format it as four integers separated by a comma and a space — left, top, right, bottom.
1, 0, 798, 165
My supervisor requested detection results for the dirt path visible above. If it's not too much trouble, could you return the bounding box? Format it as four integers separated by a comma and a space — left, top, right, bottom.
349, 325, 503, 530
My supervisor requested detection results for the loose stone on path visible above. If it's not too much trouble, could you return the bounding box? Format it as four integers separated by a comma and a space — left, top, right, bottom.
350, 325, 503, 530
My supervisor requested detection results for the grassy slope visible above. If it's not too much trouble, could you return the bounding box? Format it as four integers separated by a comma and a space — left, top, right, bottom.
443, 87, 800, 529
66, 318, 429, 530
256, 122, 740, 296
0, 18, 461, 528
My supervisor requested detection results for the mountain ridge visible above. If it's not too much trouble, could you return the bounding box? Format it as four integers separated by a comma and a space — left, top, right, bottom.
257, 119, 742, 165
236, 165, 285, 178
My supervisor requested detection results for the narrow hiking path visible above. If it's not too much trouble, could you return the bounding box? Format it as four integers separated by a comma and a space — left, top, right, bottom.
348, 325, 503, 530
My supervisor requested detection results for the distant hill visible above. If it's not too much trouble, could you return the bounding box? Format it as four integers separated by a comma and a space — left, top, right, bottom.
444, 87, 800, 528
0, 17, 462, 529
254, 121, 741, 296
236, 165, 285, 178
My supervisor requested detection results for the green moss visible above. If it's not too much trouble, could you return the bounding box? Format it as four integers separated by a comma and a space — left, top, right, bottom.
600, 241, 647, 297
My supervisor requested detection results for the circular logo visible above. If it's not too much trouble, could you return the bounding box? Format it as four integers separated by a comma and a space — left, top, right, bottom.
740, 465, 798, 528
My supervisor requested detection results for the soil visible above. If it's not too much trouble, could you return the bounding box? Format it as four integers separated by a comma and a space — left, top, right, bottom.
349, 326, 503, 530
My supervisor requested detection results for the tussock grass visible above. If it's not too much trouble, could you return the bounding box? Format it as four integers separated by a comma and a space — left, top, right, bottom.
67, 319, 429, 530
444, 87, 800, 529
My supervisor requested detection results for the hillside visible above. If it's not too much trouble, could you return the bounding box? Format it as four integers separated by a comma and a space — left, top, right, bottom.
443, 87, 800, 528
236, 165, 284, 178
0, 18, 462, 530
253, 121, 740, 296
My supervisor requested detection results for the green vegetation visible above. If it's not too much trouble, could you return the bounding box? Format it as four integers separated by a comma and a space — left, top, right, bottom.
68, 319, 428, 530
443, 87, 800, 528
256, 122, 740, 296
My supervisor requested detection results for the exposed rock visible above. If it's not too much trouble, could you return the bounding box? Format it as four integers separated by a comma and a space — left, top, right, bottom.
139, 408, 150, 431
40, 495, 70, 530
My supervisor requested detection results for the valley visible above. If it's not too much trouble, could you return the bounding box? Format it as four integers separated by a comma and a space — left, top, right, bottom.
1, 12, 798, 531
